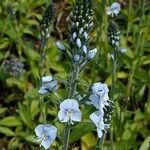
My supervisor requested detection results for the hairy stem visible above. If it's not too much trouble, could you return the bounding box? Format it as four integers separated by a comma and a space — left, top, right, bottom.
62, 64, 79, 150
110, 48, 117, 150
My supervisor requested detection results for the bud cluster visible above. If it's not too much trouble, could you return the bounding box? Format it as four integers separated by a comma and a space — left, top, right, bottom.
69, 0, 96, 62
107, 21, 120, 48
56, 0, 97, 65
39, 4, 55, 40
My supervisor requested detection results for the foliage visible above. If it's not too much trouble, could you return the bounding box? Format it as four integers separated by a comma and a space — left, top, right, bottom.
0, 0, 150, 149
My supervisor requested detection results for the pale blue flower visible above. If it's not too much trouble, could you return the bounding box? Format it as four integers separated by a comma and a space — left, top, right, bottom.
34, 124, 57, 149
42, 76, 53, 83
38, 76, 58, 95
91, 82, 109, 100
106, 2, 121, 17
58, 99, 81, 124
89, 82, 110, 115
90, 111, 109, 138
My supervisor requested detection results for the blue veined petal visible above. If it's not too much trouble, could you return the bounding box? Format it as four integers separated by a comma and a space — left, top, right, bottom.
34, 124, 44, 137
58, 110, 69, 122
89, 94, 99, 109
59, 99, 79, 110
41, 137, 53, 149
43, 124, 57, 140
58, 99, 81, 124
71, 109, 81, 122
38, 87, 48, 95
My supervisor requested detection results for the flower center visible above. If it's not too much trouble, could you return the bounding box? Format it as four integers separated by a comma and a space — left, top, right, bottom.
66, 110, 73, 117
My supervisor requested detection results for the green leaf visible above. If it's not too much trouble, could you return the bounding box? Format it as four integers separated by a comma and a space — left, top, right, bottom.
0, 107, 7, 115
24, 88, 39, 101
6, 77, 26, 90
122, 129, 131, 140
0, 116, 21, 127
139, 135, 150, 150
30, 100, 39, 118
0, 126, 15, 136
18, 103, 33, 129
70, 122, 94, 143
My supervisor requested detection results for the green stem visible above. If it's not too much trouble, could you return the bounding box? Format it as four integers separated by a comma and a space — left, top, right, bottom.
62, 64, 79, 150
62, 123, 71, 150
126, 0, 145, 100
40, 95, 47, 124
110, 48, 117, 150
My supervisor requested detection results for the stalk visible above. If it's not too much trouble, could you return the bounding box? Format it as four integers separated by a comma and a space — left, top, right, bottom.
62, 64, 79, 150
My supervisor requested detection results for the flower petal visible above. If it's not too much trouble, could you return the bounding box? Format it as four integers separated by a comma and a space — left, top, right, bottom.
60, 99, 79, 110
71, 109, 81, 122
42, 76, 53, 83
34, 124, 44, 137
89, 94, 99, 109
41, 137, 53, 149
58, 110, 69, 122
97, 129, 103, 138
43, 124, 57, 140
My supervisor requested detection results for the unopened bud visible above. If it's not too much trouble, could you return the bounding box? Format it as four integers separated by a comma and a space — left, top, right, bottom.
87, 48, 97, 60
56, 41, 65, 51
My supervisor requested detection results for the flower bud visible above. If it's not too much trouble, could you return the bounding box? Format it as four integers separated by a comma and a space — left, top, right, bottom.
87, 48, 97, 60
42, 76, 53, 83
82, 45, 87, 54
56, 41, 65, 51
76, 38, 81, 48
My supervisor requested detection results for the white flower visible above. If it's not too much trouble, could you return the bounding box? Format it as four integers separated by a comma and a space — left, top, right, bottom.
76, 38, 82, 48
56, 41, 65, 51
34, 124, 57, 149
87, 48, 97, 60
106, 2, 121, 17
42, 76, 53, 83
58, 99, 81, 124
90, 111, 109, 138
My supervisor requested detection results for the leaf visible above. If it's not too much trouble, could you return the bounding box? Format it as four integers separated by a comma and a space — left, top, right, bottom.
18, 103, 33, 129
0, 116, 21, 127
0, 126, 15, 136
24, 88, 39, 101
122, 129, 131, 140
25, 135, 35, 143
30, 100, 39, 118
6, 77, 26, 91
139, 135, 150, 150
70, 122, 94, 143
7, 137, 19, 150
0, 107, 7, 115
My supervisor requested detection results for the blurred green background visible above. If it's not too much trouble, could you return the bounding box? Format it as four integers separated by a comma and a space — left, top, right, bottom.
0, 0, 150, 149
